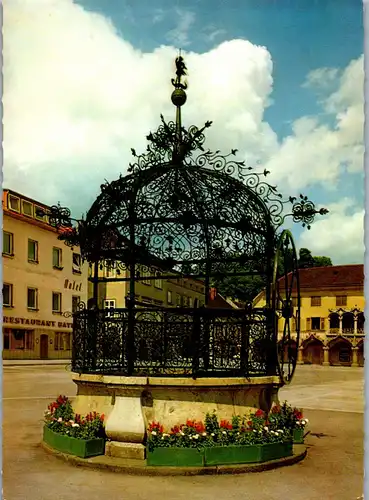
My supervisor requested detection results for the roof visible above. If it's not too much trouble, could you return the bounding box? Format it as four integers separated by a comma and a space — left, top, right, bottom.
282, 264, 364, 290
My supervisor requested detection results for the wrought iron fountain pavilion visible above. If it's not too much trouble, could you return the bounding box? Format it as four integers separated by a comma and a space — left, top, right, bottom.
42, 56, 327, 387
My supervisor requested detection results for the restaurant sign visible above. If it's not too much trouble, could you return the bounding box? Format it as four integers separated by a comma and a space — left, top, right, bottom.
3, 316, 73, 329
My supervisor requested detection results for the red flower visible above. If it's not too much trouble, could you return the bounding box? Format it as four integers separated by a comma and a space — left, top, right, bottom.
186, 419, 196, 428
293, 409, 303, 420
100, 414, 105, 422
220, 420, 233, 430
171, 425, 181, 434
255, 409, 264, 418
194, 421, 205, 433
148, 421, 164, 433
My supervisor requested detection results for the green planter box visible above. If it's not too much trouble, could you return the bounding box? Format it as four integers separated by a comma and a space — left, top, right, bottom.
146, 447, 204, 467
260, 441, 293, 462
43, 426, 105, 458
293, 428, 305, 444
204, 442, 293, 466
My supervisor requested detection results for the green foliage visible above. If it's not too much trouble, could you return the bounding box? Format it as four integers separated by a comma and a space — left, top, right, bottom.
44, 395, 106, 441
146, 407, 305, 450
313, 255, 332, 267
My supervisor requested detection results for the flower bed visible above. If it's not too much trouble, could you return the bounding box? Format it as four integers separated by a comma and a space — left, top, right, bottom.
43, 395, 106, 458
146, 407, 304, 467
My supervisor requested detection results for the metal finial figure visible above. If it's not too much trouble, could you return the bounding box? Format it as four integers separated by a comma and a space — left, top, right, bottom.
171, 52, 188, 162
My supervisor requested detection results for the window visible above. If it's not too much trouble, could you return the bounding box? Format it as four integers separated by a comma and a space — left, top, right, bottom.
176, 294, 182, 307
52, 247, 62, 269
189, 297, 193, 308
3, 283, 13, 307
34, 205, 46, 221
310, 296, 321, 307
3, 231, 14, 256
3, 329, 10, 350
311, 317, 321, 330
72, 253, 82, 274
72, 296, 80, 313
28, 239, 38, 262
8, 194, 20, 212
55, 332, 64, 350
104, 299, 116, 317
104, 264, 115, 278
12, 329, 34, 350
27, 288, 38, 310
167, 290, 173, 304
154, 271, 162, 289
339, 347, 351, 363
55, 332, 71, 350
336, 296, 347, 307
52, 292, 62, 313
64, 333, 71, 350
22, 200, 33, 217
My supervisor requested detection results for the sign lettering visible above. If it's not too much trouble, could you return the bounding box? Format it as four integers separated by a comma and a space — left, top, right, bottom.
3, 316, 72, 329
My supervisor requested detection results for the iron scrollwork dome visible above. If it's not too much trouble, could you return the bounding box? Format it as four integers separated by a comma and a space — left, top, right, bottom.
40, 55, 328, 383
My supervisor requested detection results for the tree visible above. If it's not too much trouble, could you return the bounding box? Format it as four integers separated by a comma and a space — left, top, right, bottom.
298, 248, 315, 269
313, 255, 332, 267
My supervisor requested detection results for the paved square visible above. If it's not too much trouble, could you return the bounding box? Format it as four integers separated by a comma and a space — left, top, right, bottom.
3, 364, 364, 500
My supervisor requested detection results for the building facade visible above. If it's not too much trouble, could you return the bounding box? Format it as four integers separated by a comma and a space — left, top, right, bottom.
3, 189, 88, 360
254, 264, 365, 367
89, 263, 207, 310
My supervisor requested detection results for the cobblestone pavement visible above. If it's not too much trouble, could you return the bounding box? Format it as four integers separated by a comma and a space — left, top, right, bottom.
3, 364, 364, 500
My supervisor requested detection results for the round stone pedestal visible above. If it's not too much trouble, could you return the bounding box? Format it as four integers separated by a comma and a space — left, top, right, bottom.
71, 373, 282, 460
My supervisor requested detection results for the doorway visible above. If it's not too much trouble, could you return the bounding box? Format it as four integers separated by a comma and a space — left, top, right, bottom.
40, 334, 49, 359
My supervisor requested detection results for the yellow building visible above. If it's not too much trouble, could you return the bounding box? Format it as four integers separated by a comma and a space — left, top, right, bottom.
89, 263, 206, 310
2, 189, 88, 360
254, 264, 365, 367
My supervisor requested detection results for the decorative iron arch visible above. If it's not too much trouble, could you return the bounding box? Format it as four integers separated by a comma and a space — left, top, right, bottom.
39, 55, 328, 384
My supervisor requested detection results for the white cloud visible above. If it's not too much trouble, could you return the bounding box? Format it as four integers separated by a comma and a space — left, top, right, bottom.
3, 0, 277, 213
3, 0, 364, 269
298, 198, 364, 264
165, 9, 196, 47
302, 67, 339, 89
265, 55, 364, 191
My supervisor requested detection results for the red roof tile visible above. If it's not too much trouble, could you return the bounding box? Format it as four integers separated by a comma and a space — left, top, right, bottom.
280, 264, 364, 290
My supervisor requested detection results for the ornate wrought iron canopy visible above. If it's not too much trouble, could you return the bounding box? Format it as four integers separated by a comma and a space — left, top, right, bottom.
40, 55, 327, 383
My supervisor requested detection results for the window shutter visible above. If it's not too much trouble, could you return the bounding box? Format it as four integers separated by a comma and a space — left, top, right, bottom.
320, 317, 325, 331
306, 318, 311, 330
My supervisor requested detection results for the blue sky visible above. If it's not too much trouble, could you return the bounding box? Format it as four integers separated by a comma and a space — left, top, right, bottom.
4, 0, 364, 263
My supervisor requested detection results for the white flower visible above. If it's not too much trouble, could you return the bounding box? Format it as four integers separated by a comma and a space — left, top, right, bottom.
151, 431, 157, 436
301, 420, 306, 426
72, 423, 79, 428
57, 417, 63, 422
304, 418, 309, 424
222, 431, 227, 435
69, 420, 74, 424
194, 434, 199, 439
264, 426, 269, 432
161, 437, 165, 440
253, 430, 257, 433
259, 430, 262, 434
66, 431, 69, 434
163, 433, 169, 437
211, 433, 215, 437
296, 421, 301, 426
278, 429, 284, 434
189, 436, 193, 440
180, 431, 184, 436
202, 432, 207, 436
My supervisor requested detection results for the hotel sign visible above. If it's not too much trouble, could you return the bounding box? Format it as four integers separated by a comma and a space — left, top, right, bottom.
3, 316, 73, 329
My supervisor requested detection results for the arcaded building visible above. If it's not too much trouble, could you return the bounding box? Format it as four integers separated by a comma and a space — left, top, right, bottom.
2, 189, 88, 359
254, 264, 365, 367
